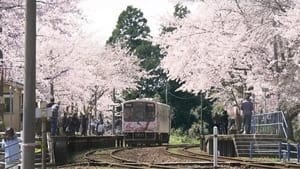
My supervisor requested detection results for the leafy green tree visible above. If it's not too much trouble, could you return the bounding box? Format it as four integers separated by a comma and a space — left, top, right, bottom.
122, 42, 167, 100
167, 80, 214, 131
174, 3, 190, 19
107, 4, 215, 134
107, 5, 150, 50
135, 41, 167, 98
135, 41, 161, 70
161, 3, 190, 33
107, 6, 166, 100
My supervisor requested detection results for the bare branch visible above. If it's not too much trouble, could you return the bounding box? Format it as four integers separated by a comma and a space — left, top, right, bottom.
274, 0, 287, 12
0, 4, 22, 10
234, 0, 245, 15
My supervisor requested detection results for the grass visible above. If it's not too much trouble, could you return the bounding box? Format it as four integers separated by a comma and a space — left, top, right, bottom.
169, 132, 199, 145
240, 157, 282, 163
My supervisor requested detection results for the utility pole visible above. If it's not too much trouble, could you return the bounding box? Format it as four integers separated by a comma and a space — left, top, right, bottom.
200, 93, 204, 151
112, 88, 116, 135
22, 0, 36, 169
9, 86, 13, 127
94, 87, 97, 117
165, 80, 168, 104
0, 26, 4, 122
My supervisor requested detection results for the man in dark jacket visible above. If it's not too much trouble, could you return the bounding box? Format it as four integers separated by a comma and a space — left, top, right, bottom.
81, 114, 88, 136
220, 110, 229, 134
241, 94, 254, 134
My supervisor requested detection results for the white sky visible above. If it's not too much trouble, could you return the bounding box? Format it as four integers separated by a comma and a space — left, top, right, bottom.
79, 0, 178, 45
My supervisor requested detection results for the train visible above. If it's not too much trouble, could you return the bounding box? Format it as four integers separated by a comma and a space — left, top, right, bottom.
121, 98, 171, 146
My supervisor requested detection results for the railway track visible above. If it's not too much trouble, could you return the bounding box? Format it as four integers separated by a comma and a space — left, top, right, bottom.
167, 145, 300, 169
57, 145, 300, 169
83, 147, 189, 169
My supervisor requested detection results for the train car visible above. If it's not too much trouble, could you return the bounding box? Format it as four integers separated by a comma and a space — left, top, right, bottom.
122, 98, 171, 146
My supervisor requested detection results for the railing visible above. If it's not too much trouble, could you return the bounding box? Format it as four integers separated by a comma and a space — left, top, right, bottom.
279, 142, 300, 163
251, 111, 288, 139
249, 142, 279, 159
1, 134, 56, 168
249, 141, 300, 163
0, 140, 22, 169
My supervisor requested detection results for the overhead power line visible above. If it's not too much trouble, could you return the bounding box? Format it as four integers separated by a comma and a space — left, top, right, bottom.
168, 91, 198, 100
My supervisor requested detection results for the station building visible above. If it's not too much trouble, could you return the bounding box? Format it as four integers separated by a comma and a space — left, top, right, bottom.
0, 81, 23, 131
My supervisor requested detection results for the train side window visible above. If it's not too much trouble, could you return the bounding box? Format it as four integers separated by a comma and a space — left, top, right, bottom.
124, 103, 133, 121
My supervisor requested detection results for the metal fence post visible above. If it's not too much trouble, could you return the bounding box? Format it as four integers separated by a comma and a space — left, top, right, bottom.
250, 142, 253, 159
287, 143, 290, 161
213, 126, 218, 168
297, 143, 300, 163
278, 142, 282, 160
39, 101, 47, 169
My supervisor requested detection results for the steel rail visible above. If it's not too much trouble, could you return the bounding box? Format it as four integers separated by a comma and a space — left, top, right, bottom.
183, 146, 300, 169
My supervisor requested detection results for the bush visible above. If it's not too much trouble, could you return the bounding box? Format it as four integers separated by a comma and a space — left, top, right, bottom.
0, 120, 5, 131
169, 128, 199, 145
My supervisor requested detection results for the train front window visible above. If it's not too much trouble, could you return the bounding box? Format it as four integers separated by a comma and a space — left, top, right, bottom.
145, 103, 155, 120
123, 102, 155, 122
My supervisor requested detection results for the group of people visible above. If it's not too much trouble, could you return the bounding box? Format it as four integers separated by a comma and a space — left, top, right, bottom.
60, 112, 86, 136
214, 93, 254, 135
47, 98, 109, 136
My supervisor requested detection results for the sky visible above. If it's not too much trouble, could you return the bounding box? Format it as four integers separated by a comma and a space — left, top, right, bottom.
79, 0, 178, 45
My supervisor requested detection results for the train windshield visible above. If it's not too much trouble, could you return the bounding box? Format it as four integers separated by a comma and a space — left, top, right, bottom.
123, 102, 155, 122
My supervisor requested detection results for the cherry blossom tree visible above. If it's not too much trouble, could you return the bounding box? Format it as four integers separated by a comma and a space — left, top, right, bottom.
157, 0, 300, 109
157, 0, 300, 139
1, 0, 145, 113
59, 41, 145, 111
35, 17, 145, 112
36, 30, 80, 101
1, 0, 82, 82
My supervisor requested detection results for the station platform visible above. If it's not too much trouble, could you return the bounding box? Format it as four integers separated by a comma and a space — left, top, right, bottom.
51, 135, 124, 164
205, 134, 283, 157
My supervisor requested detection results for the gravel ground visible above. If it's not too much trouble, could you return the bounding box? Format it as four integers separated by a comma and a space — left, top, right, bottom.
56, 146, 242, 169
114, 146, 194, 163
57, 146, 194, 168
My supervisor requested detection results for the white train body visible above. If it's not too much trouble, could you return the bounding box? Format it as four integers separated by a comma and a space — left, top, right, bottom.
122, 98, 170, 145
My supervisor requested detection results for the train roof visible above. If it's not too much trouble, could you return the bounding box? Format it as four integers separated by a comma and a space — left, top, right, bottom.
123, 98, 170, 107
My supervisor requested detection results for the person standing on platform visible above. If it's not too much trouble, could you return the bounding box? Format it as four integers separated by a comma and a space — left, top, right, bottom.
1, 128, 21, 169
68, 113, 80, 136
81, 114, 88, 136
241, 94, 254, 134
220, 110, 229, 134
46, 97, 56, 135
61, 112, 68, 135
90, 115, 96, 135
213, 113, 221, 133
50, 102, 60, 136
234, 105, 242, 133
96, 121, 105, 136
